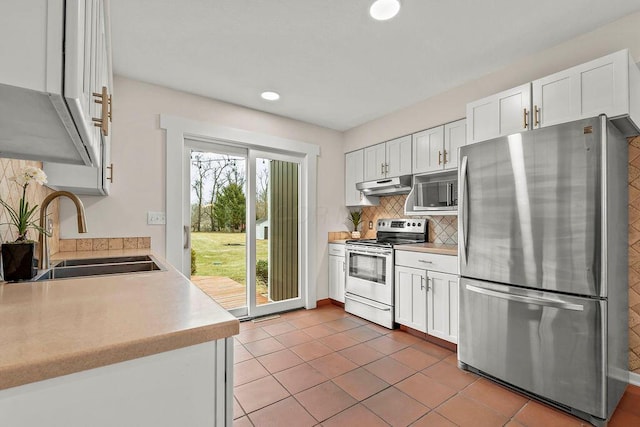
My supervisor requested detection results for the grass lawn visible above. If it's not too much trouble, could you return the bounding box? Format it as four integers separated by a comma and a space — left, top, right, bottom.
191, 232, 268, 285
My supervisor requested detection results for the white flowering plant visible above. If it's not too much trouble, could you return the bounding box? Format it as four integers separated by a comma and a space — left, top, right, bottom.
0, 166, 50, 242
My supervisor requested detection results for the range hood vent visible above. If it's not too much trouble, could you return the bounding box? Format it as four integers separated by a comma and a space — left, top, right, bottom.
356, 175, 412, 196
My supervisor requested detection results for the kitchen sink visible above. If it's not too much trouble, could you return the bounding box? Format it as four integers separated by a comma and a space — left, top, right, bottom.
34, 256, 163, 281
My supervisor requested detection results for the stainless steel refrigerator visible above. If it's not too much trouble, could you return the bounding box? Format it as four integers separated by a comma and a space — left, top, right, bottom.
457, 115, 628, 426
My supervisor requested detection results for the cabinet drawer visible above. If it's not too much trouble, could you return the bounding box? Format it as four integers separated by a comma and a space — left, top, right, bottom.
328, 243, 345, 257
395, 250, 458, 274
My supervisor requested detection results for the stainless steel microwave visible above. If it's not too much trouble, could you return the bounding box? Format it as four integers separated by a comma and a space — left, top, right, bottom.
413, 179, 458, 210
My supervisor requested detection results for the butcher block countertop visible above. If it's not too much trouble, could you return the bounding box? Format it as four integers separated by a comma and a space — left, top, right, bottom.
0, 249, 238, 390
393, 242, 458, 256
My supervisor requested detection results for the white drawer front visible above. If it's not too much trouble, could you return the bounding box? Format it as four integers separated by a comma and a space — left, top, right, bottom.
328, 244, 345, 257
395, 250, 458, 274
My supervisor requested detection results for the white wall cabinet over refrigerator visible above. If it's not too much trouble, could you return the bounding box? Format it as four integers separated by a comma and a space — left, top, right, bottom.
328, 244, 346, 303
345, 150, 379, 207
395, 250, 459, 344
363, 135, 412, 181
413, 119, 466, 174
0, 0, 113, 167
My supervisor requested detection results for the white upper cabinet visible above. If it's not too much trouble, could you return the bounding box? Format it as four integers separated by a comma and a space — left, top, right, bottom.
0, 0, 112, 166
364, 136, 412, 181
345, 150, 379, 207
466, 83, 531, 144
443, 119, 466, 170
532, 49, 640, 132
412, 126, 444, 174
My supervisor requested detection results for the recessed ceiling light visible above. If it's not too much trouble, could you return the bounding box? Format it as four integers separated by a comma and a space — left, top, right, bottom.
261, 91, 280, 101
369, 0, 401, 21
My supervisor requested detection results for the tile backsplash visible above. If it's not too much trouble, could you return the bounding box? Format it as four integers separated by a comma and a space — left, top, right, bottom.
356, 194, 458, 244
58, 237, 151, 252
0, 158, 59, 253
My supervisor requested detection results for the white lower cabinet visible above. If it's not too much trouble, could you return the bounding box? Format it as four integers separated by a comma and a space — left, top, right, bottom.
395, 266, 427, 332
427, 271, 459, 344
328, 244, 345, 303
395, 250, 459, 344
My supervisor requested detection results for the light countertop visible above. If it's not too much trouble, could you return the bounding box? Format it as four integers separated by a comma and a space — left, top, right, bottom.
0, 249, 239, 390
394, 242, 458, 256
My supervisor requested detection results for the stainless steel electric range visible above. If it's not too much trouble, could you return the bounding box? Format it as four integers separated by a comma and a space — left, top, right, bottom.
344, 218, 427, 328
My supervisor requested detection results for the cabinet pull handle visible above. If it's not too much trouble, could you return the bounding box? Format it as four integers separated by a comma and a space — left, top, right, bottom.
426, 277, 430, 291
381, 163, 384, 175
342, 261, 345, 272
418, 259, 433, 264
523, 108, 529, 129
92, 86, 110, 136
534, 105, 540, 126
421, 276, 425, 290
438, 151, 442, 165
385, 163, 389, 174
443, 150, 448, 164
106, 163, 113, 183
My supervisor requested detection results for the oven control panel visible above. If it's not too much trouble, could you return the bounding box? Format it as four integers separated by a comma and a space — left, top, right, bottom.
377, 218, 427, 233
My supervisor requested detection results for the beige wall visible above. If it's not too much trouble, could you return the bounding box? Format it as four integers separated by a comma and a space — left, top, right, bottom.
344, 11, 640, 152
58, 76, 346, 299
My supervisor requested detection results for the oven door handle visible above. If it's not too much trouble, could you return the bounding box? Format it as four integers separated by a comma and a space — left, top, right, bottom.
346, 248, 392, 257
345, 294, 392, 311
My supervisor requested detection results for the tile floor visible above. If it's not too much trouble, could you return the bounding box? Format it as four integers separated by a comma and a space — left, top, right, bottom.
233, 304, 640, 426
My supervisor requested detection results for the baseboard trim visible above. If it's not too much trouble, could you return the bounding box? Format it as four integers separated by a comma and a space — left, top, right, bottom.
398, 325, 457, 352
316, 298, 332, 306
629, 372, 640, 386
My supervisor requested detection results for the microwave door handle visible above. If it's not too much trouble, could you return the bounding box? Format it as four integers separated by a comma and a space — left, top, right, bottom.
459, 156, 468, 265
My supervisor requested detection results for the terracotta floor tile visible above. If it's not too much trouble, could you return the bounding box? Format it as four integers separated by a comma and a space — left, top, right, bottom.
462, 378, 528, 418
339, 342, 386, 366
412, 411, 457, 427
290, 341, 334, 361
294, 381, 357, 422
239, 320, 259, 331
244, 337, 286, 357
333, 367, 390, 401
248, 396, 316, 427
435, 394, 508, 427
443, 352, 459, 365
341, 325, 383, 343
504, 421, 527, 427
411, 340, 454, 360
365, 335, 410, 355
609, 408, 640, 427
233, 397, 244, 420
234, 344, 254, 364
390, 347, 440, 370
275, 330, 314, 347
302, 323, 337, 339
233, 416, 252, 427
625, 384, 640, 397
262, 321, 297, 337
395, 373, 456, 409
315, 310, 347, 323
257, 348, 304, 374
362, 386, 428, 426
234, 358, 270, 386
325, 317, 362, 332
234, 376, 290, 414
364, 356, 416, 384
387, 330, 423, 345
236, 327, 270, 344
345, 314, 369, 325
289, 314, 326, 329
281, 308, 314, 320
615, 388, 640, 417
273, 363, 328, 394
365, 322, 394, 335
422, 360, 478, 390
251, 316, 287, 327
319, 331, 360, 350
321, 403, 389, 427
308, 352, 358, 378
513, 400, 584, 427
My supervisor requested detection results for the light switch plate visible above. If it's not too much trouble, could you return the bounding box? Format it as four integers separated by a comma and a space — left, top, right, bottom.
147, 211, 166, 225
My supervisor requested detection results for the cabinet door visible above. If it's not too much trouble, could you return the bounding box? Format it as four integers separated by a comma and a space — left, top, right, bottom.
443, 119, 465, 170
329, 255, 345, 303
386, 135, 412, 177
363, 143, 387, 181
467, 83, 531, 144
395, 266, 427, 332
412, 126, 443, 174
532, 49, 629, 129
427, 271, 459, 343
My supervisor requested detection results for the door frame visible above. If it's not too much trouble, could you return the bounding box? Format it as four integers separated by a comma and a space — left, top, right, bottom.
161, 114, 319, 311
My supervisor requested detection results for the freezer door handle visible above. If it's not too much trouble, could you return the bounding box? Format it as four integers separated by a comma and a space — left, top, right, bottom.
459, 155, 469, 265
465, 284, 584, 311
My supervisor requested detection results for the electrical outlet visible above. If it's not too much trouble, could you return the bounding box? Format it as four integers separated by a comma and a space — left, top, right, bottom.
147, 211, 166, 225
368, 221, 373, 230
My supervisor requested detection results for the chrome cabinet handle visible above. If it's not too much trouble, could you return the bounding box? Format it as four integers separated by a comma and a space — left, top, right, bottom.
523, 108, 529, 129
421, 276, 425, 290
385, 163, 389, 174
443, 150, 448, 164
534, 105, 540, 127
465, 284, 584, 311
381, 163, 385, 175
418, 259, 433, 264
438, 151, 442, 165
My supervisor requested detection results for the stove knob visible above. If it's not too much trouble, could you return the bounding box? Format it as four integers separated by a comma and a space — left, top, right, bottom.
412, 222, 416, 226
417, 222, 421, 226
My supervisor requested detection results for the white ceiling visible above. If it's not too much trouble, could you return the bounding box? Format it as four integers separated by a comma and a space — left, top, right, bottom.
110, 0, 640, 131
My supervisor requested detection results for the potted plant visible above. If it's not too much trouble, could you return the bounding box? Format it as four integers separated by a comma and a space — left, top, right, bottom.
0, 166, 50, 281
348, 210, 363, 239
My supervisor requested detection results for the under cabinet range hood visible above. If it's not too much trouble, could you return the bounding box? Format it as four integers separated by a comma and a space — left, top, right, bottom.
356, 175, 412, 196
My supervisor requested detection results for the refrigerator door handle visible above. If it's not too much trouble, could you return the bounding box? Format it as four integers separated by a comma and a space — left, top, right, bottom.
465, 284, 584, 311
459, 155, 469, 265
